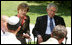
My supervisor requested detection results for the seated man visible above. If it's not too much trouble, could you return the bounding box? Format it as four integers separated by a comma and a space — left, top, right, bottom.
40, 25, 67, 44
32, 3, 66, 44
1, 16, 21, 44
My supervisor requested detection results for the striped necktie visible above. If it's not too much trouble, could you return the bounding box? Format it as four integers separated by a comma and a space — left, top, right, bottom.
50, 18, 54, 32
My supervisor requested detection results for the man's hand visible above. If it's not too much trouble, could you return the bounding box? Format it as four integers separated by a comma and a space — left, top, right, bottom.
37, 35, 43, 44
23, 33, 30, 39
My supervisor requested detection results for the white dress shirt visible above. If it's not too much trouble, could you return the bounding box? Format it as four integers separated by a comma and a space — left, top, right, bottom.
40, 37, 59, 44
1, 32, 21, 44
45, 15, 55, 34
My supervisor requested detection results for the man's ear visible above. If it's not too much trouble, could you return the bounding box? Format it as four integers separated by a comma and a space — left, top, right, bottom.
47, 8, 49, 14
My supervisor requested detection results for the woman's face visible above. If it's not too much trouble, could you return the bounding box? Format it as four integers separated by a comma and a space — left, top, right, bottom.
18, 9, 27, 18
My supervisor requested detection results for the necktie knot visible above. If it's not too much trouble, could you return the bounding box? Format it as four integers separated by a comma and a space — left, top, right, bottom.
50, 18, 52, 20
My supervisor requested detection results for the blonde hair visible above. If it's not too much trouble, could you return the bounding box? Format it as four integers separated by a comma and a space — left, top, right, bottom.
52, 25, 67, 40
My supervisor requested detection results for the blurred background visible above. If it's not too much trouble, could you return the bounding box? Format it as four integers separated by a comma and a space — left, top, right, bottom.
1, 1, 71, 27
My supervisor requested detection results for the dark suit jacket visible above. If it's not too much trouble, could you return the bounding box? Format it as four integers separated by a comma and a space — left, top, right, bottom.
32, 15, 66, 37
18, 15, 30, 34
16, 15, 30, 39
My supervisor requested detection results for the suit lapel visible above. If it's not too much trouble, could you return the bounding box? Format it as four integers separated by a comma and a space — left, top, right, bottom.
54, 16, 58, 26
43, 15, 48, 33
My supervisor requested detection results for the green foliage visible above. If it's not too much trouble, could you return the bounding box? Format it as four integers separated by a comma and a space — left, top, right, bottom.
54, 1, 71, 9
1, 1, 71, 27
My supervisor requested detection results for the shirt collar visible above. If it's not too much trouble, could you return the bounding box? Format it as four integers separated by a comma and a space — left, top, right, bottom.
17, 14, 27, 19
48, 15, 50, 19
47, 37, 59, 44
47, 15, 54, 20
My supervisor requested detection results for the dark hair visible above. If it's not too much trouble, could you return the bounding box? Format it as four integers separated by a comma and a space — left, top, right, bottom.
52, 25, 67, 40
17, 3, 29, 12
7, 20, 21, 31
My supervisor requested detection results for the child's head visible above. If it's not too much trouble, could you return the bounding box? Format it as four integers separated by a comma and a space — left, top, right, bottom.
17, 3, 29, 16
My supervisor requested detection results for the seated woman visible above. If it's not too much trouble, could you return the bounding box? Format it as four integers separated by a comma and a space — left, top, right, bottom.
16, 3, 30, 44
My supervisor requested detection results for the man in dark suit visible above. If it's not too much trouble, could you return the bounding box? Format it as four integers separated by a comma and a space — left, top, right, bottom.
32, 3, 66, 44
16, 3, 30, 44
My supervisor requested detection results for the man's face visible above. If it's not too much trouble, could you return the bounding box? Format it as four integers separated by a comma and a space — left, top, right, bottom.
47, 6, 56, 18
18, 9, 27, 18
